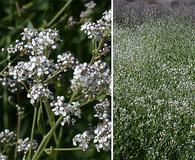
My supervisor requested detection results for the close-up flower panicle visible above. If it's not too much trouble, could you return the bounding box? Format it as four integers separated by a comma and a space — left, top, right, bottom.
51, 96, 81, 126
0, 1, 111, 159
5, 28, 59, 55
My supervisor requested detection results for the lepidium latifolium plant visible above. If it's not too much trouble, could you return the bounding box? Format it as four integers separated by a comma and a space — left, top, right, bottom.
0, 1, 111, 159
114, 18, 195, 160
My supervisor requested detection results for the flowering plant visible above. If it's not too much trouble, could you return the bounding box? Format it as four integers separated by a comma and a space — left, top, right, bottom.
0, 1, 111, 160
114, 18, 195, 160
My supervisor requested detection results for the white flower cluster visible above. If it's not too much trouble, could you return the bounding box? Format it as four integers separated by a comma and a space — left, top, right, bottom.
0, 129, 38, 160
2, 28, 60, 96
0, 7, 111, 155
72, 131, 93, 151
73, 98, 111, 152
81, 9, 111, 40
71, 10, 111, 152
0, 154, 7, 160
27, 83, 53, 104
94, 99, 111, 152
0, 77, 18, 93
94, 121, 111, 152
100, 10, 112, 26
81, 22, 102, 39
55, 52, 78, 71
17, 137, 38, 160
0, 129, 16, 146
51, 96, 81, 126
94, 98, 110, 120
9, 55, 54, 82
6, 28, 59, 55
85, 1, 96, 9
6, 40, 24, 54
71, 60, 110, 99
80, 1, 96, 19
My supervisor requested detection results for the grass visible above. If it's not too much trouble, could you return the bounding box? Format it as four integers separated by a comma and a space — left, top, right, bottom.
114, 18, 195, 160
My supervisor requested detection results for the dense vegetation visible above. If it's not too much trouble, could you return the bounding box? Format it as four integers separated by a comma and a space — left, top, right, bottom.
114, 0, 195, 26
114, 0, 195, 159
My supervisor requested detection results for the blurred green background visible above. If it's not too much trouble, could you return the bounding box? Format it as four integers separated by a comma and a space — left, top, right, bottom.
0, 0, 110, 159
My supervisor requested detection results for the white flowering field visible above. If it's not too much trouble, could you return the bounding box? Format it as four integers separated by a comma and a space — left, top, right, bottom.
0, 1, 111, 160
114, 17, 195, 160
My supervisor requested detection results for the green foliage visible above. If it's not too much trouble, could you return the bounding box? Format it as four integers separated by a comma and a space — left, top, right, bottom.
114, 18, 195, 160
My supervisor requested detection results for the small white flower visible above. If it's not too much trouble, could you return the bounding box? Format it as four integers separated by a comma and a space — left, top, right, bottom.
0, 153, 8, 160
0, 129, 16, 145
6, 28, 59, 55
93, 121, 111, 152
71, 60, 110, 99
85, 1, 96, 9
72, 131, 93, 151
17, 137, 38, 160
94, 98, 110, 120
55, 52, 78, 71
28, 83, 53, 104
8, 55, 55, 82
81, 9, 111, 40
51, 96, 81, 126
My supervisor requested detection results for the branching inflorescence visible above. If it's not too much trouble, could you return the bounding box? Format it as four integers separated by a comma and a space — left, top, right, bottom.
0, 3, 111, 159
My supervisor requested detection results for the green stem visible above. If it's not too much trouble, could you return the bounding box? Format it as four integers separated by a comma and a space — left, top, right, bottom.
32, 90, 82, 160
90, 38, 105, 64
45, 147, 81, 152
28, 106, 38, 160
3, 86, 8, 128
15, 1, 21, 17
54, 127, 63, 160
14, 112, 21, 160
53, 96, 91, 160
20, 81, 29, 92
50, 15, 67, 28
47, 0, 73, 27
0, 58, 8, 66
32, 116, 63, 160
70, 90, 80, 102
42, 100, 58, 145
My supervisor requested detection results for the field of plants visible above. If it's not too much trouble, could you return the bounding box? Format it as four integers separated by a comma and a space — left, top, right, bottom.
114, 0, 195, 159
0, 0, 111, 160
